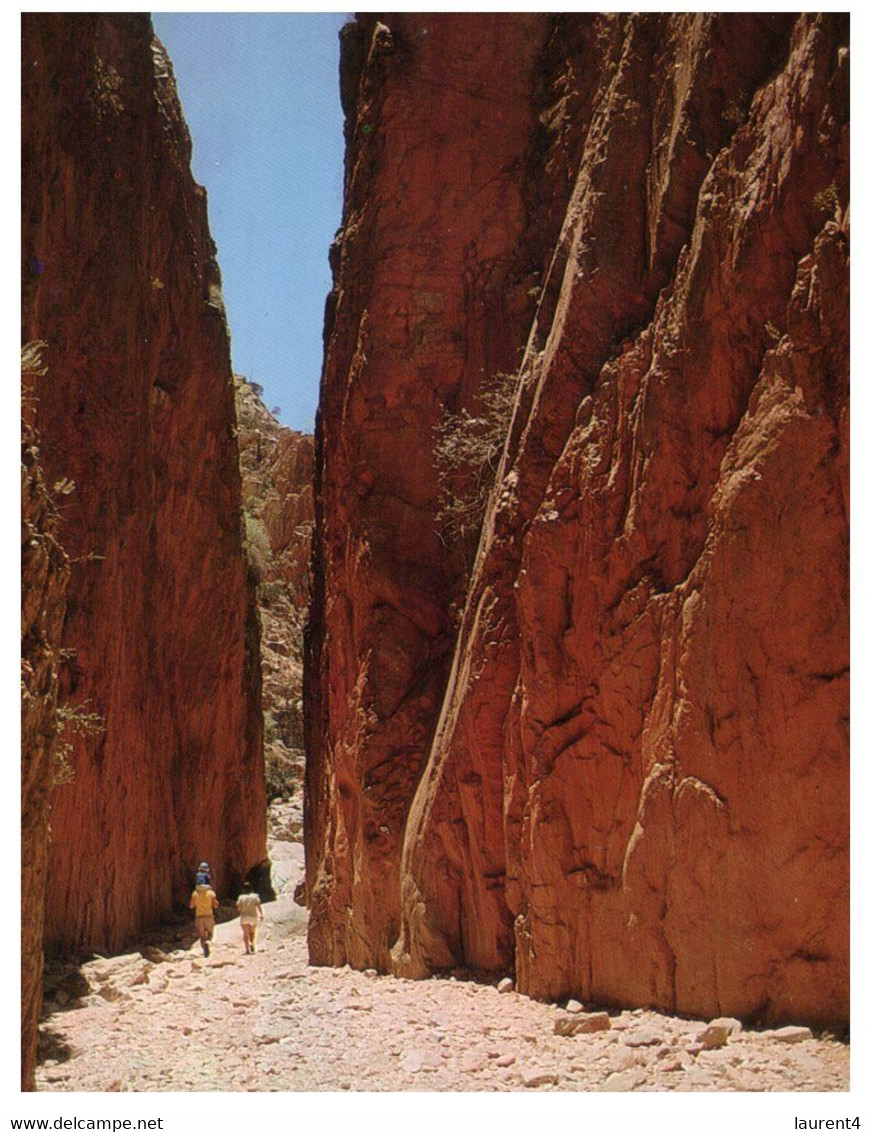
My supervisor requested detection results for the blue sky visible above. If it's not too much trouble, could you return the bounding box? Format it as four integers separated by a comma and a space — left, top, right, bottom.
153, 13, 348, 433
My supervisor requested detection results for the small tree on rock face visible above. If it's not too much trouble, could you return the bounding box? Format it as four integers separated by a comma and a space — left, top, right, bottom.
433, 371, 520, 573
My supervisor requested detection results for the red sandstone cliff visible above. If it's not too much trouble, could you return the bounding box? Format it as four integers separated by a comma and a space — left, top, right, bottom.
21, 347, 70, 1090
22, 14, 266, 957
306, 13, 849, 1027
305, 12, 559, 968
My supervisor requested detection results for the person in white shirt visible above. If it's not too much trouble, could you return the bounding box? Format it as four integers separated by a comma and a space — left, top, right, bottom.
236, 881, 264, 954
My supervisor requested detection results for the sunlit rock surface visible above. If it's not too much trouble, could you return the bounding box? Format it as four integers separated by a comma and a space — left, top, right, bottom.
306, 13, 848, 1028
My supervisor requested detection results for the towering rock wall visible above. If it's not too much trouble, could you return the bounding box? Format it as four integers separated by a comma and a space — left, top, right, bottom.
305, 12, 560, 968
307, 13, 849, 1028
22, 14, 266, 956
21, 354, 69, 1090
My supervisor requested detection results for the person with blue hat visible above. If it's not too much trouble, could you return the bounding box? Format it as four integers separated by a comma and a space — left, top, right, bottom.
189, 862, 218, 957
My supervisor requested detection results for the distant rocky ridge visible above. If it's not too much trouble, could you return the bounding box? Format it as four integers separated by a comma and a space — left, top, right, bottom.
305, 13, 849, 1028
235, 375, 314, 829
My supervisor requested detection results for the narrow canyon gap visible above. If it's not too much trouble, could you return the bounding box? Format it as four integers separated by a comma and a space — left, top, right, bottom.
305, 12, 849, 1028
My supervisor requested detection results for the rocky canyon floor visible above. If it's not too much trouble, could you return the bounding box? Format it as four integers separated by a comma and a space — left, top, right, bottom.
36, 803, 848, 1094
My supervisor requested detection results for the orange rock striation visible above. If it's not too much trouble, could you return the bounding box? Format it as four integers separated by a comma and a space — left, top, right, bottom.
306, 13, 849, 1028
22, 14, 266, 958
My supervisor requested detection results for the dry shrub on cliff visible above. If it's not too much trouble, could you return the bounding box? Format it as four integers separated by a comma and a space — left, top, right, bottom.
54, 702, 105, 786
244, 512, 272, 583
433, 371, 519, 560
90, 54, 124, 120
22, 341, 101, 788
813, 181, 842, 222
21, 340, 48, 377
22, 340, 48, 416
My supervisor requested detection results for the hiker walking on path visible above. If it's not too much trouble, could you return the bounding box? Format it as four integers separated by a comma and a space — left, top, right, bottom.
236, 881, 264, 954
190, 862, 219, 957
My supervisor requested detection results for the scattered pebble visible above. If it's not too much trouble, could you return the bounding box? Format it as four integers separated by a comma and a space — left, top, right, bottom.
602, 1068, 645, 1091
555, 1011, 611, 1036
457, 1050, 488, 1073
772, 1026, 813, 1044
523, 1070, 559, 1088
624, 1028, 664, 1048
712, 1016, 743, 1037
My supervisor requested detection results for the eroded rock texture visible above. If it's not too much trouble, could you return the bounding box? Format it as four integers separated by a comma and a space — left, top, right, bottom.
305, 12, 558, 968
235, 375, 313, 803
21, 367, 69, 1090
22, 14, 266, 956
307, 13, 848, 1028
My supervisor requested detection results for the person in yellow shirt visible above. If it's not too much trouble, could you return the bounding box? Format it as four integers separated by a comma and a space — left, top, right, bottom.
189, 864, 219, 957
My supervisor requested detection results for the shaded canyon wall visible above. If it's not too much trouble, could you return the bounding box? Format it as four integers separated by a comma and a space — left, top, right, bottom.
306, 13, 849, 1028
21, 358, 70, 1089
22, 14, 266, 957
